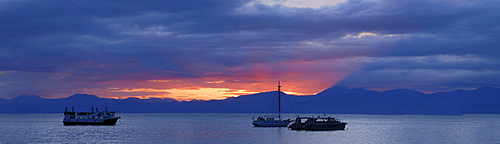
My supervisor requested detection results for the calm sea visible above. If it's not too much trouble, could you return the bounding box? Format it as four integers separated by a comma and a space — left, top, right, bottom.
0, 113, 499, 143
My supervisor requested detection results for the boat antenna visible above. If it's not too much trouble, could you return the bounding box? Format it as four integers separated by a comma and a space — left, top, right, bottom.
91, 107, 94, 113
278, 81, 281, 121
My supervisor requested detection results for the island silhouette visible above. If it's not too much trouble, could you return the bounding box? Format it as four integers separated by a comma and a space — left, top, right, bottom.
1, 86, 499, 114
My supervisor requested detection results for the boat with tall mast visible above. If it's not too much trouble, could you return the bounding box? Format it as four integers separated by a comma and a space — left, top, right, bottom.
252, 81, 293, 127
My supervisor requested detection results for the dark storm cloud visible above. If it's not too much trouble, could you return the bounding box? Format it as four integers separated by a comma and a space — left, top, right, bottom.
0, 0, 499, 98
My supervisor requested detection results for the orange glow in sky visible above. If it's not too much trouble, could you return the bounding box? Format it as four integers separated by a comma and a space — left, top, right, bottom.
108, 87, 257, 101
72, 58, 362, 101
102, 82, 315, 101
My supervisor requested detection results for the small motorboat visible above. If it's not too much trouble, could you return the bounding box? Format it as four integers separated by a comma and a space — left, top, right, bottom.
288, 115, 347, 130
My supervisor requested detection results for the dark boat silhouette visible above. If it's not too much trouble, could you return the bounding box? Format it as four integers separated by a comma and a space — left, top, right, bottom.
63, 107, 121, 125
288, 114, 347, 130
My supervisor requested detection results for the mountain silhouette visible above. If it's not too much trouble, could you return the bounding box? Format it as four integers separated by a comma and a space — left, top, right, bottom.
0, 86, 499, 114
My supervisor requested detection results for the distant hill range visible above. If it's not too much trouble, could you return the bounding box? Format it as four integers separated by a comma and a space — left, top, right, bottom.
1, 86, 499, 114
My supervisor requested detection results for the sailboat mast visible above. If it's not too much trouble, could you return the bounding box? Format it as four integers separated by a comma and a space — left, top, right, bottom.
278, 81, 281, 120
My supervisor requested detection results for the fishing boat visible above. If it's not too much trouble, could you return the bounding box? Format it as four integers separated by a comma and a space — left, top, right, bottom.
63, 107, 121, 125
287, 114, 347, 130
252, 81, 293, 127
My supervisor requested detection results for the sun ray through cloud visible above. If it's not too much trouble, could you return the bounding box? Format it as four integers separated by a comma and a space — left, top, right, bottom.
0, 0, 498, 100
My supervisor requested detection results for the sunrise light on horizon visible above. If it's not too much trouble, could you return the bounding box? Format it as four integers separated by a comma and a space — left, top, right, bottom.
0, 0, 499, 101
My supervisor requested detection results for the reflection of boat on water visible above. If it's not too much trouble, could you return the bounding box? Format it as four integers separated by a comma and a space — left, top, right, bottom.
63, 107, 121, 125
288, 114, 347, 130
252, 81, 293, 127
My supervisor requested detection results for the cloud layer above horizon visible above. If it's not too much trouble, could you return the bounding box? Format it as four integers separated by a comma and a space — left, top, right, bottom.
1, 0, 499, 100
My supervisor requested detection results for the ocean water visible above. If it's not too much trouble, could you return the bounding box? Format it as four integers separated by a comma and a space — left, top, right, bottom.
1, 113, 499, 143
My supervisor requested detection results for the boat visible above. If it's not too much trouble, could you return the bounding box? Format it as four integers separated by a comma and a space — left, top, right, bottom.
63, 107, 121, 125
252, 81, 293, 127
287, 114, 347, 130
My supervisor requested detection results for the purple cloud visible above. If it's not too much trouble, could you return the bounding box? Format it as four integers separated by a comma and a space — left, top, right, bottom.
0, 0, 499, 99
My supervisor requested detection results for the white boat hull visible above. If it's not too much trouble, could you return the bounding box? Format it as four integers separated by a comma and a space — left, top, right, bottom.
253, 120, 292, 127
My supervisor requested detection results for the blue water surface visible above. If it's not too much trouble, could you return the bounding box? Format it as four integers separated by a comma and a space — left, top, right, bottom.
0, 113, 499, 143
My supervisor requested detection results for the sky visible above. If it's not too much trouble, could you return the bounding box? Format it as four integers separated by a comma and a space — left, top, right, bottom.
0, 0, 499, 101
